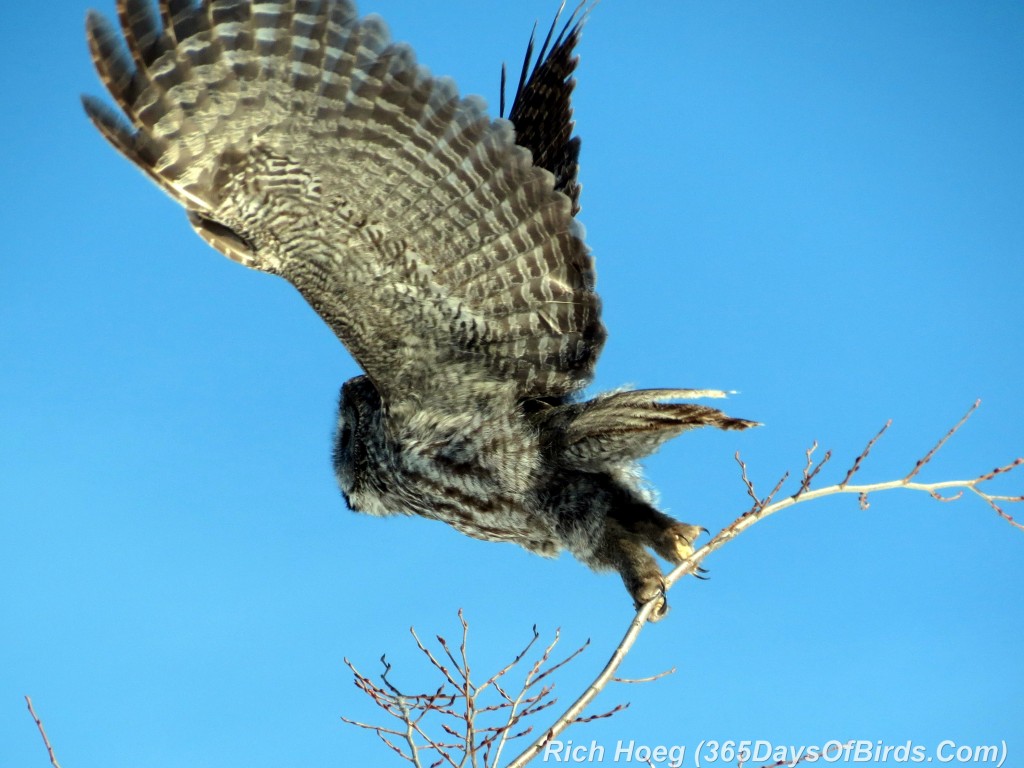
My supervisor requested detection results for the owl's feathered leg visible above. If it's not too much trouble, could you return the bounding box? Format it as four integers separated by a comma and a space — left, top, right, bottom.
535, 389, 756, 617
591, 517, 671, 620
603, 498, 706, 620
545, 471, 702, 621
612, 507, 704, 567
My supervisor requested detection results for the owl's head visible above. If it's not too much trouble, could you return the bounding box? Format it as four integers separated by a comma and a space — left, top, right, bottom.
332, 375, 385, 510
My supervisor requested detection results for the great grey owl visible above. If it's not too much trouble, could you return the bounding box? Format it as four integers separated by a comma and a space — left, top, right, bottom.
83, 0, 757, 619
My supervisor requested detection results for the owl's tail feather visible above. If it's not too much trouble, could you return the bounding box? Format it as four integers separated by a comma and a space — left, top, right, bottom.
541, 388, 759, 467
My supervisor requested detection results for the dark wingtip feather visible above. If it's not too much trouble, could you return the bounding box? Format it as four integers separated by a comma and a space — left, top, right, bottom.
86, 9, 136, 99
504, 1, 592, 215
81, 93, 137, 161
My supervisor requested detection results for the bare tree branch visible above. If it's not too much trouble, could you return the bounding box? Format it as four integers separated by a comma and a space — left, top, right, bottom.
666, 404, 1021, 595
343, 620, 594, 768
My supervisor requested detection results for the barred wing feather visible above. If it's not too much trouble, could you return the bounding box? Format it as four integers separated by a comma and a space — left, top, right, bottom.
83, 0, 605, 404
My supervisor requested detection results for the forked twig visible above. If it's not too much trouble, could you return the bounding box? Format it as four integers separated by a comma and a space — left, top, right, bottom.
796, 441, 832, 497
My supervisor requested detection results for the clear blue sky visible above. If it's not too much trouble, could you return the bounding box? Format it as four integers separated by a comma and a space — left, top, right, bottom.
3, 2, 1022, 766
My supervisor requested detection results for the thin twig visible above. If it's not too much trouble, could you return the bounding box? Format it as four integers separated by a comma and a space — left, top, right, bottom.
531, 637, 590, 686
839, 419, 891, 487
571, 702, 629, 723
736, 451, 762, 512
477, 626, 540, 697
25, 696, 62, 768
411, 628, 463, 689
796, 442, 832, 497
613, 667, 675, 684
905, 400, 980, 481
489, 631, 562, 767
381, 666, 426, 768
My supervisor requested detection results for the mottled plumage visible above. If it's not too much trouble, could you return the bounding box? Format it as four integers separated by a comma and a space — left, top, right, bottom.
84, 0, 757, 619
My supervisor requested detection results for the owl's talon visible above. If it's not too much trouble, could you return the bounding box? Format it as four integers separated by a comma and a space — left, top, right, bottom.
629, 574, 669, 621
663, 522, 703, 564
637, 592, 669, 621
647, 596, 669, 621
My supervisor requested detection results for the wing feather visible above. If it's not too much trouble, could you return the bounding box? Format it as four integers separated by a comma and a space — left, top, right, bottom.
504, 1, 588, 212
84, 0, 604, 404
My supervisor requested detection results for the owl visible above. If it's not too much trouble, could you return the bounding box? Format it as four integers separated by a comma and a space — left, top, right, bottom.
83, 0, 757, 619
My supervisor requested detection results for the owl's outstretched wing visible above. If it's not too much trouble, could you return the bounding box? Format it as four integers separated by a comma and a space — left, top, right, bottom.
83, 0, 605, 407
